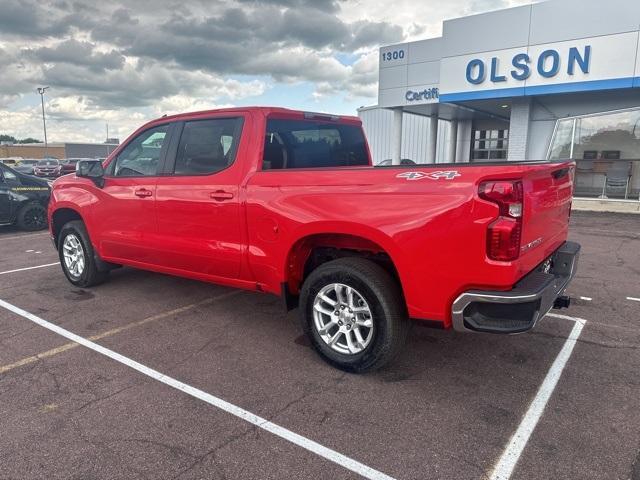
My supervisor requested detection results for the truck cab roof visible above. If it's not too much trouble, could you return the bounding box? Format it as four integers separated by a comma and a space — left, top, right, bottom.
153, 106, 361, 126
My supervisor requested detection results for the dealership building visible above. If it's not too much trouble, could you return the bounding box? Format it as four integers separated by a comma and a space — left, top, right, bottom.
359, 0, 640, 204
0, 141, 119, 161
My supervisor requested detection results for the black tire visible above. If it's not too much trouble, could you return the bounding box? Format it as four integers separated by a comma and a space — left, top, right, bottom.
16, 203, 48, 231
58, 220, 108, 287
299, 257, 409, 373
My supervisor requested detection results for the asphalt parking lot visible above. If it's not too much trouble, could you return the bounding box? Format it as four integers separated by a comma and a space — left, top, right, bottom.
0, 211, 638, 480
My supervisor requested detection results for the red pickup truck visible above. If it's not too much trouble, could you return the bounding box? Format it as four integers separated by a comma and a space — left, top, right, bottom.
48, 107, 579, 372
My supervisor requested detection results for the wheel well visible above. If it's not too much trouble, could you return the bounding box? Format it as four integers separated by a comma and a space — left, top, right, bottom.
52, 208, 83, 246
285, 234, 402, 299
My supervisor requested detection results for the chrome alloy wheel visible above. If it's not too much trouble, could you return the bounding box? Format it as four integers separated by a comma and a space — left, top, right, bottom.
62, 233, 85, 279
312, 283, 374, 355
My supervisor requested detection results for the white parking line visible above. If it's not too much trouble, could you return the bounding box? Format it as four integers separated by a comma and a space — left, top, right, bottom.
626, 297, 640, 302
489, 313, 586, 480
0, 298, 395, 480
0, 262, 59, 276
579, 296, 592, 301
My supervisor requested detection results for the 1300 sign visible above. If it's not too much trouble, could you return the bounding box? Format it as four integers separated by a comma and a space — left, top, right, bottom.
382, 50, 405, 61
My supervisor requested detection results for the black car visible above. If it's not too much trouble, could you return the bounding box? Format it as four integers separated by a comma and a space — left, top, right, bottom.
0, 163, 50, 231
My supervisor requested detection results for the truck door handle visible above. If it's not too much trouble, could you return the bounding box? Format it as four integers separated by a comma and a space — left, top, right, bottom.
210, 191, 234, 201
134, 188, 153, 198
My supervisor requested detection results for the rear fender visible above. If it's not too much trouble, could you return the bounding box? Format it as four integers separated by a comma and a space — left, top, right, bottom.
283, 222, 404, 296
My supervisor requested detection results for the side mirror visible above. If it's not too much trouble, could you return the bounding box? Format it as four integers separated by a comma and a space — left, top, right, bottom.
76, 160, 105, 188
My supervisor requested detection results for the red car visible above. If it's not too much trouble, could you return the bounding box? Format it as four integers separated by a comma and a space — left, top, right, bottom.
60, 159, 81, 175
48, 107, 579, 372
34, 159, 62, 178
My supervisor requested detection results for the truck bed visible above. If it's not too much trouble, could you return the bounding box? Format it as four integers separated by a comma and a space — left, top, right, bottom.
246, 160, 574, 326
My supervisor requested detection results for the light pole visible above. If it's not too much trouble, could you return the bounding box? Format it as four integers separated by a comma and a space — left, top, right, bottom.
36, 86, 49, 157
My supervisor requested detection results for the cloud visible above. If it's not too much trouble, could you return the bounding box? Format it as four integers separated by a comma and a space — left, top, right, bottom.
0, 47, 41, 108
469, 0, 510, 13
123, 6, 403, 71
0, 0, 97, 39
37, 61, 267, 108
312, 49, 379, 100
0, 100, 142, 143
235, 0, 342, 13
0, 0, 534, 142
23, 39, 125, 72
0, 0, 404, 114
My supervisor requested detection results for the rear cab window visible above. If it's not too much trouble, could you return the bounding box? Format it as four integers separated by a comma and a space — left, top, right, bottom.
262, 118, 369, 170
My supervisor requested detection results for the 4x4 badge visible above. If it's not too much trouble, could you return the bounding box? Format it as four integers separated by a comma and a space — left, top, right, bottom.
396, 170, 461, 181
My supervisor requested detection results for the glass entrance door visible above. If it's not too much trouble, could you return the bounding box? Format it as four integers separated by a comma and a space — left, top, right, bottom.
471, 129, 509, 161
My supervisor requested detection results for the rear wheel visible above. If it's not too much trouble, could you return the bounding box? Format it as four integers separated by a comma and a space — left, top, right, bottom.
299, 258, 409, 373
16, 203, 47, 231
58, 220, 108, 287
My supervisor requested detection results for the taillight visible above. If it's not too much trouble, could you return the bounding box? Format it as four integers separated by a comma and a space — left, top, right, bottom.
479, 180, 523, 261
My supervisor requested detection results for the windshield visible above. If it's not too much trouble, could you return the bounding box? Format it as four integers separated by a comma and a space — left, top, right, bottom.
38, 160, 59, 166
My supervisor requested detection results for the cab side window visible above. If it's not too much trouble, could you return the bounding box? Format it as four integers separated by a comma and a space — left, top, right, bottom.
111, 125, 169, 177
173, 118, 243, 175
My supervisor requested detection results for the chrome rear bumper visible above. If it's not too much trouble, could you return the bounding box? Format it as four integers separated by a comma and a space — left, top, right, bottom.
451, 241, 580, 333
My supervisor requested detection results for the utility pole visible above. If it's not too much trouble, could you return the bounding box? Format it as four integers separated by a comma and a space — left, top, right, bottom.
36, 87, 49, 158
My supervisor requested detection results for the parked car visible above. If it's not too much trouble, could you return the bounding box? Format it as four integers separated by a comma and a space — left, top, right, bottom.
0, 158, 20, 167
60, 158, 82, 175
0, 163, 50, 230
14, 159, 39, 175
48, 107, 580, 372
34, 159, 62, 178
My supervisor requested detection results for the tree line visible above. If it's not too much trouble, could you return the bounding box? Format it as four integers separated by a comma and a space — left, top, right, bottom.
0, 134, 43, 144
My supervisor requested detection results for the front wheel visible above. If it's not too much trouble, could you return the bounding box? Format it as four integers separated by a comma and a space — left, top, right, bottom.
16, 203, 47, 231
299, 258, 409, 373
58, 220, 108, 288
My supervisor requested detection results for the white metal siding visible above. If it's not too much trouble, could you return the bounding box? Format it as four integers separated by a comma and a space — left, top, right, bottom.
358, 107, 451, 164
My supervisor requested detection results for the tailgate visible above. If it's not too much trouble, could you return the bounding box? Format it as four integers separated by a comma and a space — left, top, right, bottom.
519, 162, 574, 275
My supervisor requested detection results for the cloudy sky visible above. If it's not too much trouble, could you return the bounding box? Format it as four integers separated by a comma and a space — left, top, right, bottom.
0, 0, 532, 144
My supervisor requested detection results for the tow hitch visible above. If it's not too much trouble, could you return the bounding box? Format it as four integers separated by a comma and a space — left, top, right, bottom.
553, 295, 571, 309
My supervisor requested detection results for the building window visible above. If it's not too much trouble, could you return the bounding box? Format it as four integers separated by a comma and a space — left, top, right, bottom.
471, 129, 509, 161
573, 110, 640, 160
548, 107, 640, 200
548, 119, 574, 160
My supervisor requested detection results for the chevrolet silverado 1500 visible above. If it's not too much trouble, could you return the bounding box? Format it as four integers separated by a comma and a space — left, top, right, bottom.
48, 107, 579, 372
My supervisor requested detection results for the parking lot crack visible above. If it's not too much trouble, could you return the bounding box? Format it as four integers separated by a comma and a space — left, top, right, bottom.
264, 373, 347, 426
72, 383, 139, 414
169, 336, 222, 372
171, 425, 256, 480
113, 436, 200, 461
